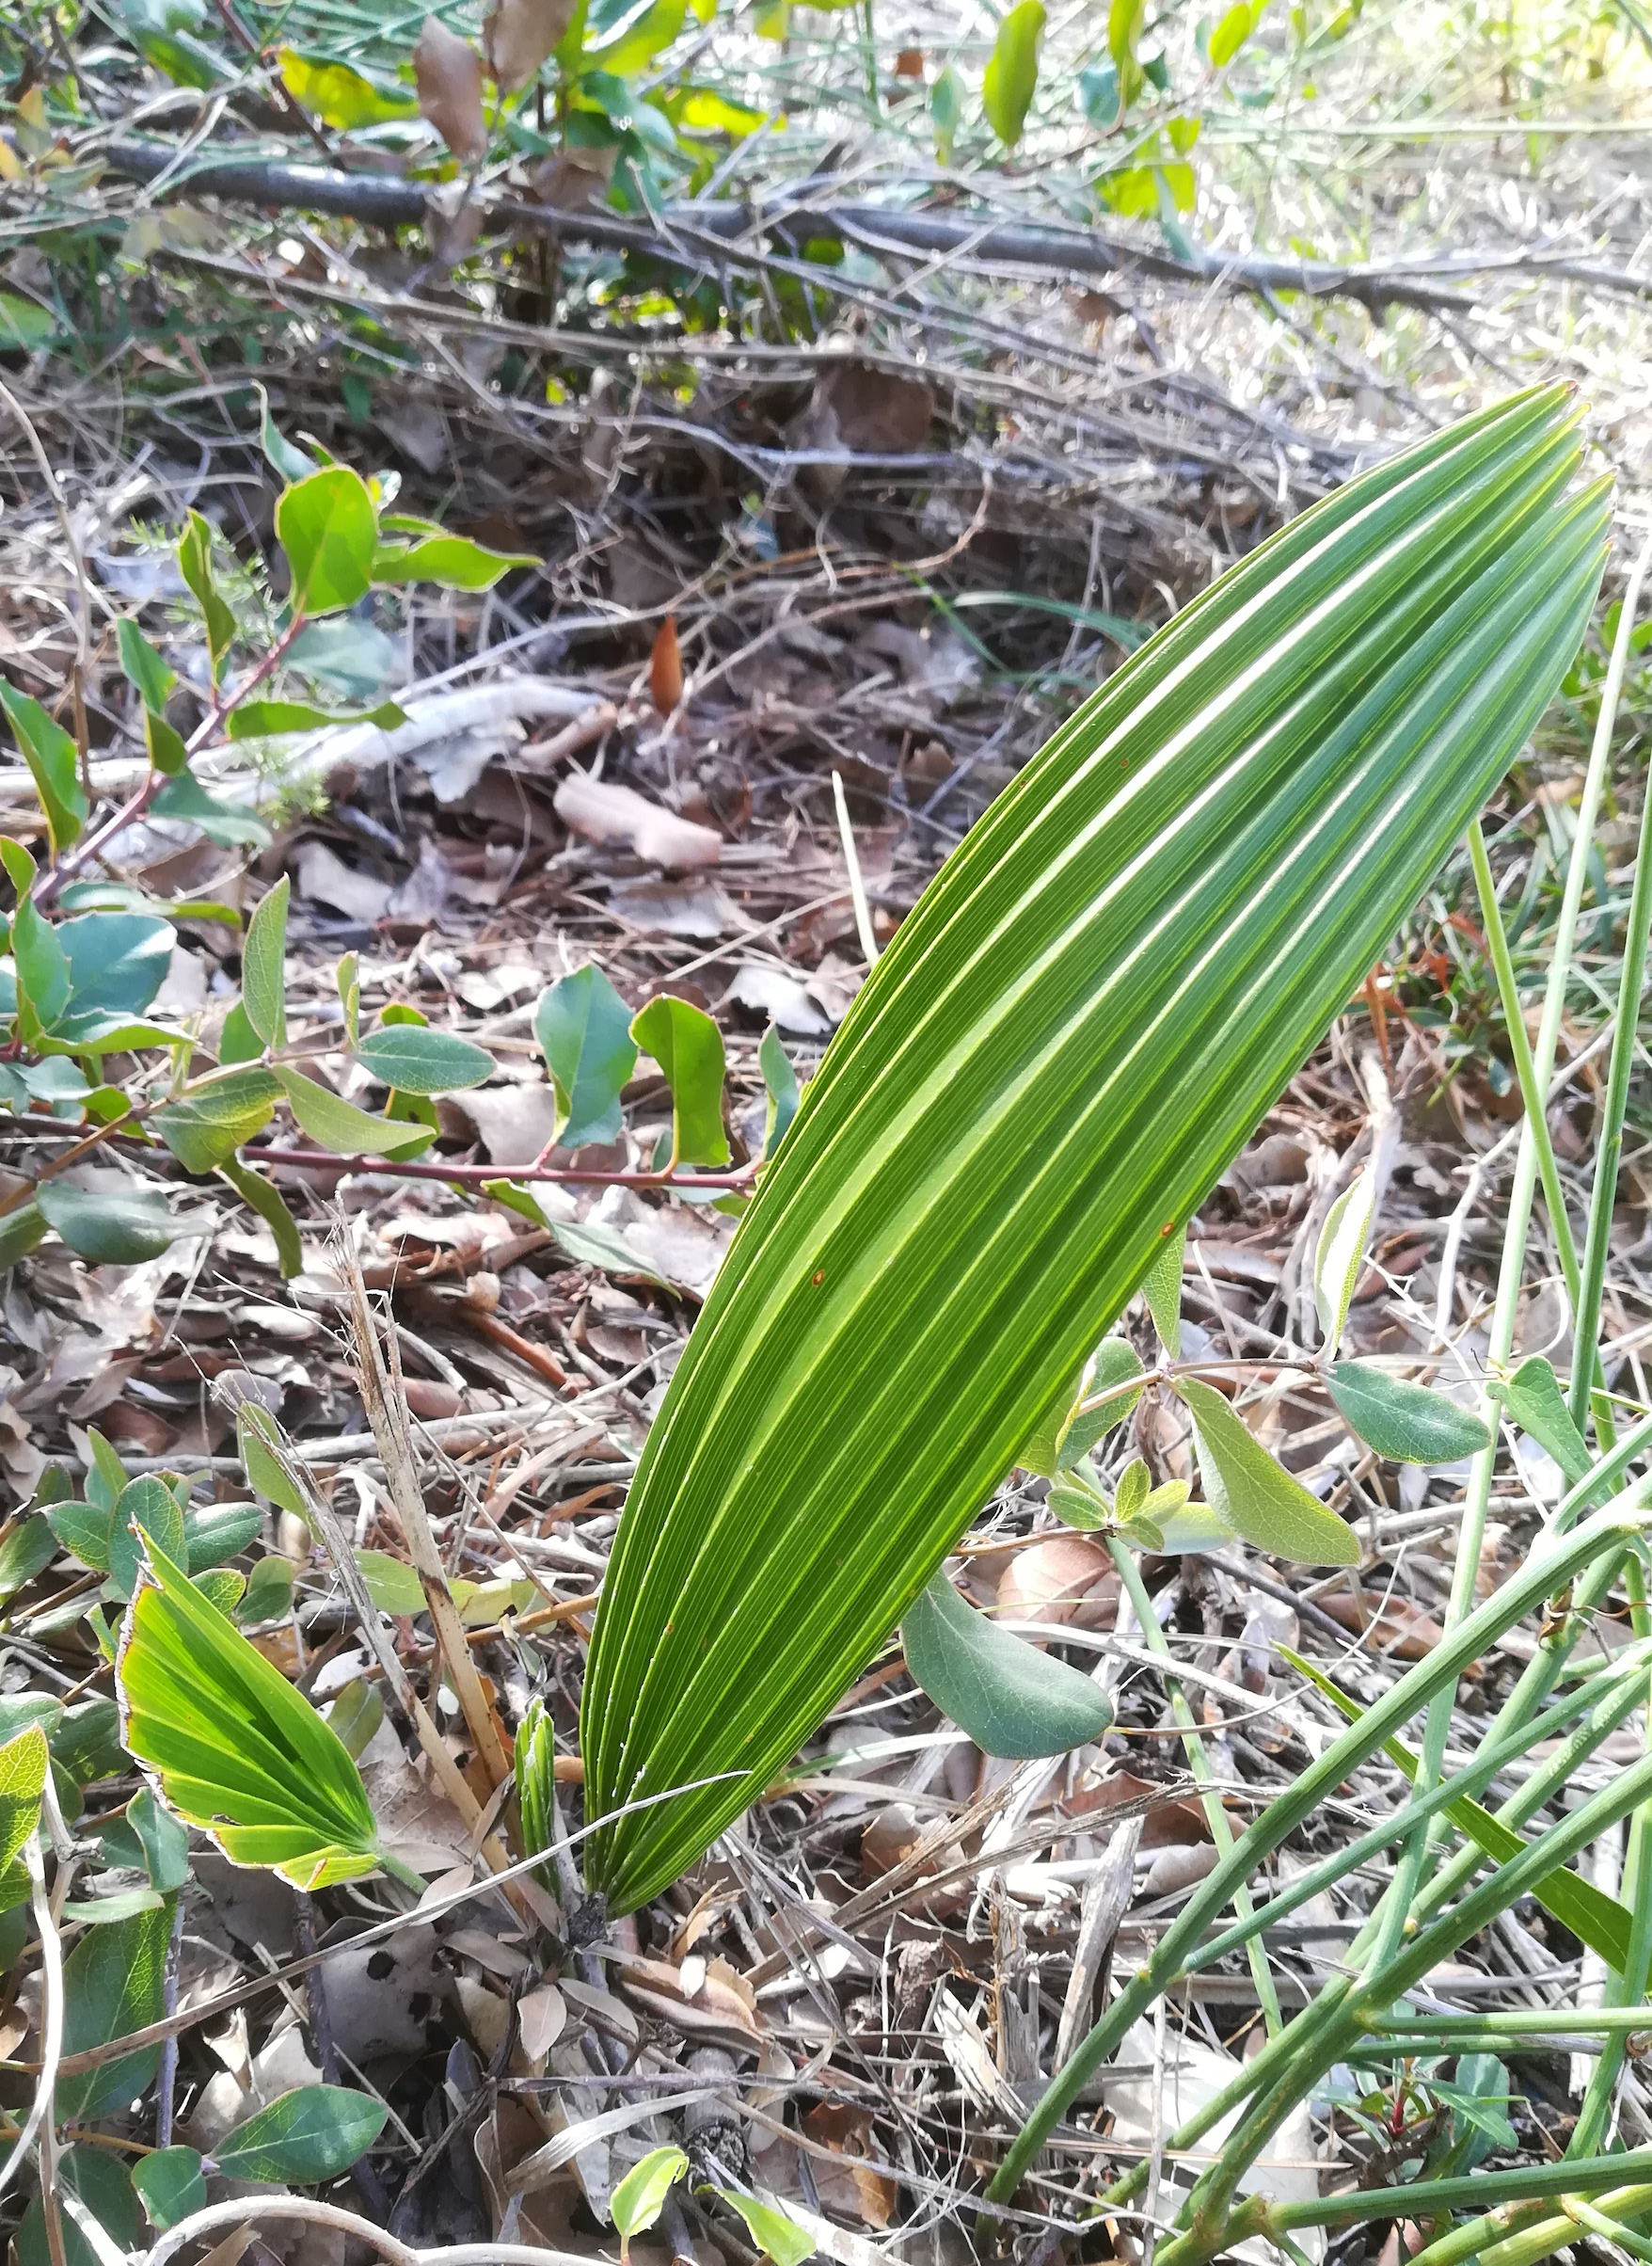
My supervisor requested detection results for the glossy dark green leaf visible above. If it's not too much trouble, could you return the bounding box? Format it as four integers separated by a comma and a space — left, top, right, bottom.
183, 1501, 262, 1572
214, 2083, 389, 2182
0, 680, 86, 854
536, 965, 637, 1150
277, 466, 378, 617
1327, 1362, 1491, 1464
37, 1183, 181, 1266
355, 1024, 493, 1094
1179, 1377, 1357, 1564
581, 387, 1607, 1912
56, 1898, 175, 2118
903, 1571, 1113, 1757
133, 2146, 208, 2231
632, 995, 730, 1167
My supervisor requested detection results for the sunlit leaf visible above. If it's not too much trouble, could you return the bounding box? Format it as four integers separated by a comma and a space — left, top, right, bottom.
118, 1528, 387, 1889
277, 467, 379, 618
1326, 1362, 1491, 1464
982, 0, 1045, 147
277, 1069, 430, 1157
1178, 1377, 1356, 1564
1491, 1352, 1591, 1485
631, 994, 729, 1166
1314, 1167, 1375, 1353
278, 46, 419, 126
581, 388, 1608, 1912
614, 2146, 688, 2242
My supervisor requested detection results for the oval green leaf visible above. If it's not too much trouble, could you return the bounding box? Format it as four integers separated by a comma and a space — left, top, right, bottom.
276, 466, 379, 617
613, 2145, 688, 2240
214, 2083, 389, 2183
1177, 1376, 1357, 1565
1326, 1362, 1492, 1464
902, 1571, 1113, 1758
355, 1024, 494, 1095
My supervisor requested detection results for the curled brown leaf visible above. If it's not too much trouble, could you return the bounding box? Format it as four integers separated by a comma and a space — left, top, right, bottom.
484, 0, 577, 89
415, 16, 486, 160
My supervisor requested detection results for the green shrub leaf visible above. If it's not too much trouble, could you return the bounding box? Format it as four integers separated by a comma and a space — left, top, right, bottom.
183, 1500, 262, 1572
133, 2146, 208, 2231
214, 2083, 389, 2183
354, 1024, 493, 1094
178, 511, 237, 683
371, 533, 537, 588
116, 619, 177, 715
17, 2143, 140, 2266
0, 680, 87, 854
903, 1571, 1113, 1757
714, 2188, 816, 2266
0, 1514, 55, 1600
56, 1899, 175, 2119
217, 1157, 304, 1279
1313, 1168, 1376, 1353
1491, 1352, 1592, 1485
0, 1726, 46, 1874
1178, 1377, 1357, 1564
241, 875, 289, 1049
277, 1069, 430, 1157
631, 995, 730, 1166
1326, 1363, 1492, 1464
580, 387, 1608, 1912
276, 466, 379, 616
1141, 1224, 1184, 1355
155, 1068, 280, 1172
117, 1527, 387, 1889
759, 1023, 800, 1156
982, 0, 1045, 146
614, 2146, 688, 2242
37, 1183, 182, 1266
536, 965, 638, 1150
108, 1475, 186, 1603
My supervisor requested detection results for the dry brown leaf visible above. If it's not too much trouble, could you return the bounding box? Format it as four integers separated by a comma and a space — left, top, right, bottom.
649, 615, 683, 713
895, 45, 924, 75
484, 0, 577, 88
995, 1536, 1118, 1629
1315, 1588, 1459, 1666
803, 2105, 897, 2229
517, 1982, 568, 2061
555, 773, 721, 869
415, 16, 486, 159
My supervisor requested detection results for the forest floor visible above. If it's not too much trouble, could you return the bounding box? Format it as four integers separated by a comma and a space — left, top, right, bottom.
6, 5, 1652, 2262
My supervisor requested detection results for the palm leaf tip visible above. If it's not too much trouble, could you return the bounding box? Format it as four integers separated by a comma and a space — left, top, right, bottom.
580, 384, 1609, 1915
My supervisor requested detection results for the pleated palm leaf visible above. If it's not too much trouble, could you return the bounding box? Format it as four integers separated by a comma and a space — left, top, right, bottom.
572, 384, 1607, 1915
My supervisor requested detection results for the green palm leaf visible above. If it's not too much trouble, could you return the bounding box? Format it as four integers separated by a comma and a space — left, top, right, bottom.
577, 385, 1608, 1914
